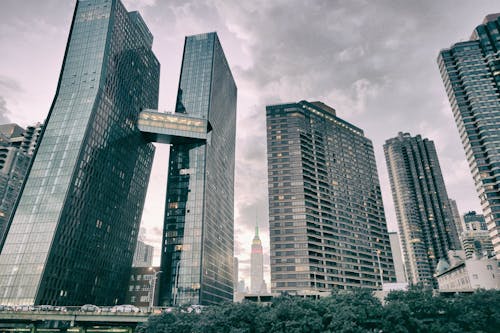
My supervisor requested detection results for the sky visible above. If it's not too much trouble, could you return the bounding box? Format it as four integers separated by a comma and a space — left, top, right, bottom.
0, 0, 498, 288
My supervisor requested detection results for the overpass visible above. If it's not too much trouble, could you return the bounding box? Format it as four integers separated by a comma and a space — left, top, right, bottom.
0, 310, 151, 333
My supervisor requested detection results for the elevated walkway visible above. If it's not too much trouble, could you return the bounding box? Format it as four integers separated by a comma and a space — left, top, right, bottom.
138, 110, 209, 144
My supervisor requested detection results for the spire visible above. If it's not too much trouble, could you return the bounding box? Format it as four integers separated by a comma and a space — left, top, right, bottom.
255, 225, 259, 237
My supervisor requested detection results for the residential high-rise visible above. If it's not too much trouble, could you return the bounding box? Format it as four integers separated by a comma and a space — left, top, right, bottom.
250, 225, 266, 294
461, 211, 494, 259
0, 123, 43, 244
20, 123, 43, 156
0, 0, 159, 305
384, 132, 461, 287
389, 232, 407, 283
266, 101, 395, 294
438, 14, 500, 259
159, 32, 237, 306
0, 125, 29, 242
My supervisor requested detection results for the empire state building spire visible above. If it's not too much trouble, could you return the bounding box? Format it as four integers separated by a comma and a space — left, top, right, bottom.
250, 224, 265, 294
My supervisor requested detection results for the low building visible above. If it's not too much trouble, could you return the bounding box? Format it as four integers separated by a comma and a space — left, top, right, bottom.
435, 257, 500, 291
126, 266, 161, 309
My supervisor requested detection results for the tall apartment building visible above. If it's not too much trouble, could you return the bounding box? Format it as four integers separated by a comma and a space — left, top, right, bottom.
20, 123, 43, 155
0, 123, 43, 243
159, 32, 237, 306
250, 226, 266, 294
0, 0, 159, 305
266, 100, 395, 294
438, 14, 500, 259
384, 133, 461, 287
461, 211, 494, 259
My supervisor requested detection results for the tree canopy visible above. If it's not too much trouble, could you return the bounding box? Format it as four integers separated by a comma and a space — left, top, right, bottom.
137, 288, 500, 333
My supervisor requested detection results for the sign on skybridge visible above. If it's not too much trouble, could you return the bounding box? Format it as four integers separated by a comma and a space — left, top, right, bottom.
138, 109, 210, 144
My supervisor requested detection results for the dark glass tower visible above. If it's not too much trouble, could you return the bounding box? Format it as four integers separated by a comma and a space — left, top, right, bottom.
384, 133, 461, 287
438, 14, 500, 259
159, 32, 237, 306
0, 0, 159, 305
266, 101, 395, 294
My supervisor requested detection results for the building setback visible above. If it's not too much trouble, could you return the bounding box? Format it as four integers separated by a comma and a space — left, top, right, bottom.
438, 14, 500, 259
159, 32, 237, 306
384, 133, 461, 287
266, 101, 395, 294
0, 0, 159, 305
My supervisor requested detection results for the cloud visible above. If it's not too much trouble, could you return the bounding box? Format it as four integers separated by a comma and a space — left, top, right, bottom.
0, 97, 11, 124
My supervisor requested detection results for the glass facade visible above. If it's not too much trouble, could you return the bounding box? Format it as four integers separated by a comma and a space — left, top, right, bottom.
384, 133, 461, 287
267, 101, 395, 294
0, 0, 159, 305
159, 33, 237, 306
438, 14, 500, 259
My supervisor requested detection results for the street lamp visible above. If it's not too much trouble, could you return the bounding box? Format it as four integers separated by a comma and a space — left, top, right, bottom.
149, 267, 163, 312
372, 249, 384, 290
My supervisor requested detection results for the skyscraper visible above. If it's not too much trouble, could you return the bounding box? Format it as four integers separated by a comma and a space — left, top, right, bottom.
438, 14, 500, 259
449, 199, 465, 237
266, 101, 395, 294
0, 0, 159, 305
159, 32, 237, 306
384, 132, 461, 287
250, 225, 266, 294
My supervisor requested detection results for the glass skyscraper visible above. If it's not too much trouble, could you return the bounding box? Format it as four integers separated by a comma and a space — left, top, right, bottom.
438, 14, 500, 259
0, 0, 159, 305
159, 32, 237, 306
266, 101, 395, 294
384, 133, 461, 287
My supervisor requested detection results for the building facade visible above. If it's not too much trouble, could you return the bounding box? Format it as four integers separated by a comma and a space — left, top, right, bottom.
438, 14, 500, 259
266, 101, 395, 294
0, 0, 159, 305
159, 32, 237, 306
250, 226, 266, 294
384, 133, 461, 287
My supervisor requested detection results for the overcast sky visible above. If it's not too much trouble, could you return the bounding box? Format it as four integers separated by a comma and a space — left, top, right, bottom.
1, 0, 498, 288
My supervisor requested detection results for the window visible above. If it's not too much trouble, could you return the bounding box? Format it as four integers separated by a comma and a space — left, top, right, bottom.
472, 274, 478, 279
